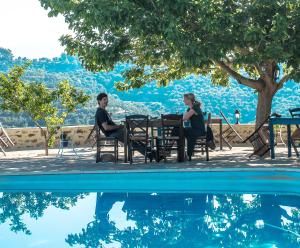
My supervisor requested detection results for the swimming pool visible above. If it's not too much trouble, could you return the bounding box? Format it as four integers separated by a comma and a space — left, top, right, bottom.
0, 169, 299, 194
0, 169, 299, 247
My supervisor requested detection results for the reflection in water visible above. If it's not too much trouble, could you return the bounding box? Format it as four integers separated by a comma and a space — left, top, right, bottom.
0, 192, 299, 247
0, 192, 86, 235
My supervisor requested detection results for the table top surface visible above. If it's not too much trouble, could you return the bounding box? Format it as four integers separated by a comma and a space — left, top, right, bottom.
269, 117, 300, 125
122, 117, 222, 127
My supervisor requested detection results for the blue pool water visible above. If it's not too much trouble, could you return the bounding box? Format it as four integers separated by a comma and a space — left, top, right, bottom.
0, 170, 299, 247
0, 192, 299, 247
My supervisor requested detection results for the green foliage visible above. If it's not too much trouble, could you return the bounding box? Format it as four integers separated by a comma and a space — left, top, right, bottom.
0, 64, 90, 153
40, 0, 300, 89
0, 47, 13, 62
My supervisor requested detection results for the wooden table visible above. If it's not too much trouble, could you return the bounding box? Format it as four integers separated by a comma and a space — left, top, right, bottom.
123, 117, 222, 162
269, 117, 300, 159
123, 119, 185, 163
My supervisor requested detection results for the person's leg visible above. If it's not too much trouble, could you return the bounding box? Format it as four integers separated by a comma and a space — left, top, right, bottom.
184, 128, 197, 158
108, 128, 125, 142
109, 128, 152, 159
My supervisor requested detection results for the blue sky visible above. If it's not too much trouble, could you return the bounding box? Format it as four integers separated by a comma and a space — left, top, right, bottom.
0, 0, 69, 58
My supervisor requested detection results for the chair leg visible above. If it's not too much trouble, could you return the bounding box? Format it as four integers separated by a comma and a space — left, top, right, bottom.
291, 139, 299, 157
129, 141, 133, 165
116, 140, 119, 162
206, 144, 209, 161
96, 147, 101, 163
164, 145, 167, 163
156, 141, 160, 162
144, 149, 147, 164
0, 145, 6, 156
57, 144, 61, 157
114, 140, 117, 164
71, 143, 79, 158
61, 145, 64, 157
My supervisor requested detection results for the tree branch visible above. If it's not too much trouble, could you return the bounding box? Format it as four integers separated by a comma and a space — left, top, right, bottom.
277, 74, 290, 90
254, 63, 264, 75
215, 61, 264, 91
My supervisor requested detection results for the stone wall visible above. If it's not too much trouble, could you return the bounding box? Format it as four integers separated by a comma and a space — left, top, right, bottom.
5, 125, 95, 149
4, 124, 292, 149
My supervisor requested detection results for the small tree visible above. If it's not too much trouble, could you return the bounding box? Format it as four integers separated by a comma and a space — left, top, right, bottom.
0, 64, 90, 155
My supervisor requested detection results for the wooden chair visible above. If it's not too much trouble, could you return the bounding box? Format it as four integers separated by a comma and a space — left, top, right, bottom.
192, 113, 212, 161
86, 124, 97, 148
220, 111, 244, 149
125, 115, 151, 164
95, 124, 119, 163
156, 114, 183, 162
289, 108, 300, 157
0, 122, 14, 156
243, 116, 272, 158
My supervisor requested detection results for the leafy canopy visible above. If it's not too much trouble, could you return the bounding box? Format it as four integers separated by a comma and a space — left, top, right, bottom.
40, 0, 300, 89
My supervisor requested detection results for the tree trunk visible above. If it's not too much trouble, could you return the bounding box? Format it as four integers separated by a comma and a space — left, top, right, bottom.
255, 83, 277, 129
43, 134, 49, 156
45, 141, 49, 156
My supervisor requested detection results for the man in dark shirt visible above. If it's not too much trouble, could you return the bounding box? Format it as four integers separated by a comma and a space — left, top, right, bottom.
95, 93, 124, 140
95, 93, 154, 160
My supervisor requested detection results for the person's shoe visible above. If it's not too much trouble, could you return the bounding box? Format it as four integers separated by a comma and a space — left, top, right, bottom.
208, 140, 216, 150
148, 150, 159, 162
155, 154, 165, 163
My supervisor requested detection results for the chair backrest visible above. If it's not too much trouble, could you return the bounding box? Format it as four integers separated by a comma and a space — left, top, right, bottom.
0, 122, 5, 136
220, 110, 237, 129
95, 123, 107, 148
289, 108, 300, 129
126, 115, 149, 140
0, 122, 14, 146
161, 114, 183, 138
206, 113, 211, 130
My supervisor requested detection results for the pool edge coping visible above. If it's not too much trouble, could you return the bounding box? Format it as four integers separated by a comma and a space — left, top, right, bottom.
1, 166, 300, 177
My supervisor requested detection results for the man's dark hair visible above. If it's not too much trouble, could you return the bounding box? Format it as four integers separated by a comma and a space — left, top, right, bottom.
97, 93, 108, 102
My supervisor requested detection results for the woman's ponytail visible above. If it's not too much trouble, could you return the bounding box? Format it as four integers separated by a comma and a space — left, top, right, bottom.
184, 93, 201, 108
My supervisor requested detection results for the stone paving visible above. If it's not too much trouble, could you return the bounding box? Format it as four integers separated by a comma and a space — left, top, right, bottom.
0, 146, 299, 175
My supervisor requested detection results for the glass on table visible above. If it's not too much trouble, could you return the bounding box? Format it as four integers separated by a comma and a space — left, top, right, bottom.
183, 120, 191, 128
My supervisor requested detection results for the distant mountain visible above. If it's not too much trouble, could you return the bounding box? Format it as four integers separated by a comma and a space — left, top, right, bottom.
0, 48, 299, 127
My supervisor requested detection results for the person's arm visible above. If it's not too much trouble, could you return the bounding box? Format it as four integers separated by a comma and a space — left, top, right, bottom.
102, 122, 122, 131
96, 110, 122, 131
183, 108, 196, 121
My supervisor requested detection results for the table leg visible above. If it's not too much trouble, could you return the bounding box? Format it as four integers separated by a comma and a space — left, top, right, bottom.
269, 122, 275, 159
287, 124, 292, 157
220, 120, 223, 150
124, 126, 128, 162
